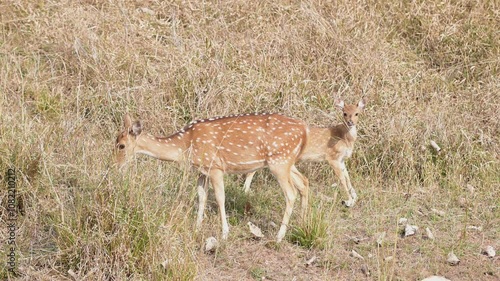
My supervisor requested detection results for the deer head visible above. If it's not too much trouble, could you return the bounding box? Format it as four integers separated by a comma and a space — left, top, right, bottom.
115, 114, 143, 167
335, 98, 366, 128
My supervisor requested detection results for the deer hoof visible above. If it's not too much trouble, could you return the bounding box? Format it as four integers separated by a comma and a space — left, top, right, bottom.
342, 200, 355, 207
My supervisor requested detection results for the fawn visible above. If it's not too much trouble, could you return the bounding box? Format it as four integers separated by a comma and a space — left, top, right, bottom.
243, 98, 366, 207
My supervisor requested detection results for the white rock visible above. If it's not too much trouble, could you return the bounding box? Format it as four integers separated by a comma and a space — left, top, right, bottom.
248, 221, 264, 238
466, 184, 475, 194
467, 225, 482, 231
405, 224, 419, 237
421, 276, 451, 281
350, 249, 364, 260
447, 252, 460, 266
205, 237, 219, 252
139, 7, 155, 15
68, 269, 78, 280
430, 140, 441, 152
305, 256, 317, 267
384, 256, 394, 262
431, 208, 445, 217
398, 218, 408, 225
425, 227, 435, 240
458, 197, 467, 207
484, 246, 496, 258
269, 221, 278, 228
161, 259, 170, 270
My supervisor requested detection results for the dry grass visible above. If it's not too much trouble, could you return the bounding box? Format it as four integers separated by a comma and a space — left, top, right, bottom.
0, 0, 498, 280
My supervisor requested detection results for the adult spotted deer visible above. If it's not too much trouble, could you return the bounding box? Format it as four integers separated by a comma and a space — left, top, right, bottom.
243, 98, 366, 207
115, 113, 309, 242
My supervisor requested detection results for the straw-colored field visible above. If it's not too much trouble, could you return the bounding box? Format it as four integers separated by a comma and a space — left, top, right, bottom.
1, 1, 498, 280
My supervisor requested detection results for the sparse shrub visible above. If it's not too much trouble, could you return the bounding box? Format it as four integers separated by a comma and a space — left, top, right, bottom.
288, 206, 328, 249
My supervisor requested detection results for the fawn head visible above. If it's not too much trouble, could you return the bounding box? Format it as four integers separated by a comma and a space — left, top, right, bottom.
335, 98, 366, 127
115, 114, 143, 167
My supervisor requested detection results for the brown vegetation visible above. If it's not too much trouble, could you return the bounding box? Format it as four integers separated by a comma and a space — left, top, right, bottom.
0, 0, 498, 280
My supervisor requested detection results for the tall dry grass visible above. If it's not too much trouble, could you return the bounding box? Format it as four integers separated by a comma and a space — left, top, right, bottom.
0, 0, 498, 280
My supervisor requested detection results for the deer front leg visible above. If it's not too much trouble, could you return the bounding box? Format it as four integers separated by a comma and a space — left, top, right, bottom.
196, 175, 209, 230
270, 164, 297, 243
329, 159, 355, 207
342, 164, 357, 205
209, 169, 230, 240
243, 171, 256, 193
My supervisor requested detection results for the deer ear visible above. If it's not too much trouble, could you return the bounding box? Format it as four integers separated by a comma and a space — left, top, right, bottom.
358, 98, 366, 110
334, 99, 345, 109
130, 121, 143, 136
124, 114, 132, 129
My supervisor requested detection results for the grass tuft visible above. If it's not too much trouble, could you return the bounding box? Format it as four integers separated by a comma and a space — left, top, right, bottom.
288, 206, 328, 249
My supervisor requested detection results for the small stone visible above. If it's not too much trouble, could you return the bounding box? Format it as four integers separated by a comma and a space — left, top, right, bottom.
430, 140, 441, 152
161, 259, 170, 269
466, 184, 475, 194
405, 224, 419, 237
350, 249, 364, 260
447, 252, 460, 266
421, 276, 451, 281
458, 197, 467, 208
484, 246, 496, 258
68, 269, 78, 280
467, 225, 482, 231
431, 208, 445, 217
205, 237, 219, 252
425, 227, 435, 240
384, 256, 394, 262
139, 7, 155, 15
269, 221, 278, 228
398, 218, 408, 225
248, 221, 264, 238
305, 256, 317, 267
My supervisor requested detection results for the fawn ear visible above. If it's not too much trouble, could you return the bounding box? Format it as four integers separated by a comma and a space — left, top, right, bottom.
124, 114, 132, 129
358, 98, 366, 110
130, 121, 143, 136
334, 99, 345, 109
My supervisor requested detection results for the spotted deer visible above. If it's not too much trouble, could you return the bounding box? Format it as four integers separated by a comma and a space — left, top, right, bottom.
243, 98, 366, 207
115, 113, 309, 242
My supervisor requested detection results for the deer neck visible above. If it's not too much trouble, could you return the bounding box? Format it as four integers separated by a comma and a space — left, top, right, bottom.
346, 125, 358, 141
299, 125, 357, 161
135, 133, 189, 162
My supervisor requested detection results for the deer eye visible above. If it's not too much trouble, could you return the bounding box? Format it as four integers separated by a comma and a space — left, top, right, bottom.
355, 113, 358, 116
118, 144, 125, 150
343, 113, 347, 117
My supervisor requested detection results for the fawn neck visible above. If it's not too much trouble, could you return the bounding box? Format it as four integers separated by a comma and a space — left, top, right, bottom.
299, 124, 357, 161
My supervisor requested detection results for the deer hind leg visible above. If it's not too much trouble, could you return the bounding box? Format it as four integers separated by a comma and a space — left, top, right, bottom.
208, 169, 230, 240
243, 171, 256, 193
270, 164, 297, 243
290, 165, 309, 219
329, 159, 356, 207
196, 175, 209, 230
